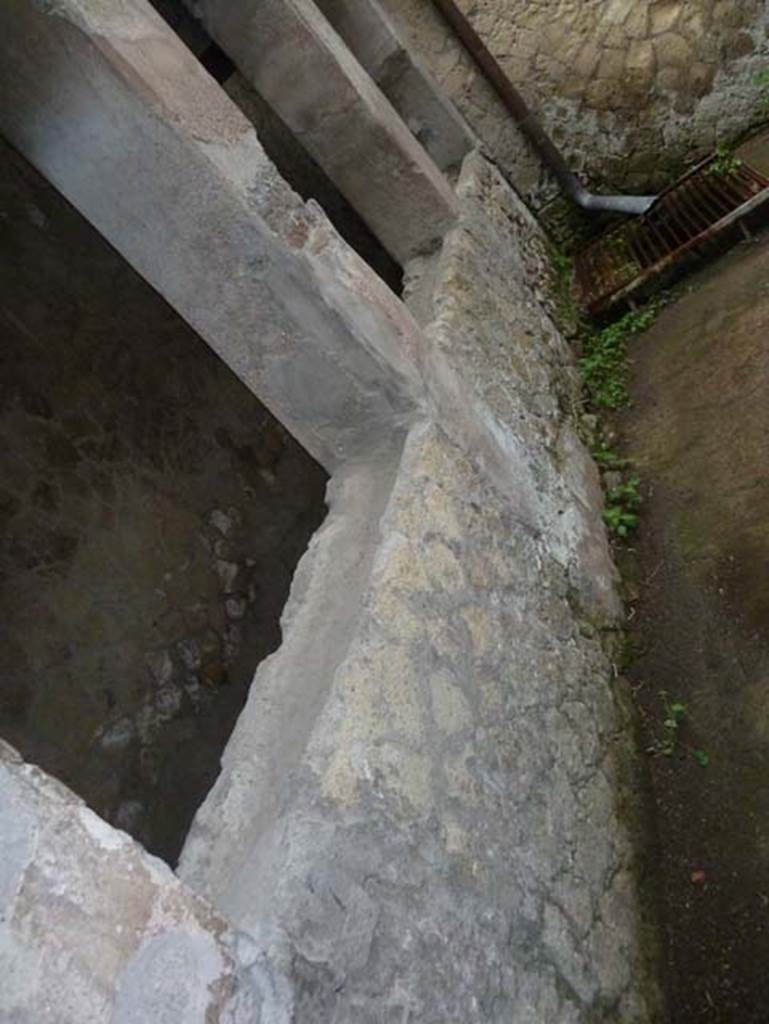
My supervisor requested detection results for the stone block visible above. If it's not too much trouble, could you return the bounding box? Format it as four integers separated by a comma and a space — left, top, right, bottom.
679, 8, 707, 43
650, 1, 682, 36
654, 31, 693, 69
626, 6, 650, 39
0, 741, 263, 1022
626, 39, 656, 84
605, 0, 636, 26
597, 47, 627, 81
688, 61, 718, 98
723, 31, 756, 61
603, 24, 628, 49
573, 40, 602, 79
586, 77, 622, 112
713, 0, 750, 29
656, 65, 683, 92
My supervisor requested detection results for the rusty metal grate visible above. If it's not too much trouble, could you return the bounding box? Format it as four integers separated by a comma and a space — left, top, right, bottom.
575, 156, 769, 314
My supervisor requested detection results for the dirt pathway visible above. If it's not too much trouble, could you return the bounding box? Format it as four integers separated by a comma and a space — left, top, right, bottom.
617, 235, 769, 1022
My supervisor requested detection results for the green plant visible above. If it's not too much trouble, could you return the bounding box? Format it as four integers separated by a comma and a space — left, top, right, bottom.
549, 246, 581, 332
604, 475, 641, 538
551, 248, 572, 278
619, 633, 637, 671
706, 144, 743, 178
592, 441, 629, 471
579, 303, 660, 410
646, 690, 709, 766
647, 690, 687, 756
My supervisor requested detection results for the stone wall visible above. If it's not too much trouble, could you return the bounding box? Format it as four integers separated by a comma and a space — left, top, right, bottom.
179, 153, 663, 1022
382, 0, 769, 202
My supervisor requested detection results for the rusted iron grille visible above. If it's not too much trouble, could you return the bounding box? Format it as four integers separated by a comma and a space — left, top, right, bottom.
575, 157, 769, 313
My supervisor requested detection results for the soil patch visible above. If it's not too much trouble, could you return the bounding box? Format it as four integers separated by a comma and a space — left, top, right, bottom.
616, 234, 769, 1021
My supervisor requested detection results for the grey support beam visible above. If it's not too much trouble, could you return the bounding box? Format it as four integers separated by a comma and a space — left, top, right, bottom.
0, 0, 426, 472
314, 0, 475, 173
189, 0, 459, 263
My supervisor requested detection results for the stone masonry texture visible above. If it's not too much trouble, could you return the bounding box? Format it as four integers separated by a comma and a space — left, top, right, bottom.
179, 154, 663, 1022
382, 0, 769, 203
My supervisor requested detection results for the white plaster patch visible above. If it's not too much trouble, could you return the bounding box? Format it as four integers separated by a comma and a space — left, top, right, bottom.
112, 928, 226, 1024
0, 770, 36, 909
78, 807, 130, 853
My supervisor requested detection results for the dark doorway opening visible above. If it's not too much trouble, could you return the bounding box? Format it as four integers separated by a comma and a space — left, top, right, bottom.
0, 141, 328, 865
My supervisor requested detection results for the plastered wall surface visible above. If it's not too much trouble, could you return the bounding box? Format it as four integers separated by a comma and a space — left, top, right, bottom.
383, 0, 769, 201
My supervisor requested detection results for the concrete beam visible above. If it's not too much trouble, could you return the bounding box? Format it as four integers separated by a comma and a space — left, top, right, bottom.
313, 0, 475, 173
0, 0, 426, 472
189, 0, 459, 263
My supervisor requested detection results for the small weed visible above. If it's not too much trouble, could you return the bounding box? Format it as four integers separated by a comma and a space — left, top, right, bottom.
578, 291, 661, 545
549, 246, 581, 332
646, 690, 709, 766
620, 633, 637, 671
551, 248, 572, 278
706, 145, 743, 178
592, 441, 629, 471
579, 302, 660, 410
604, 475, 642, 538
646, 690, 687, 757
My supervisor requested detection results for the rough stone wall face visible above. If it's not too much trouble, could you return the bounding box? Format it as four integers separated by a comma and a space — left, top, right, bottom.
180, 154, 663, 1022
415, 152, 619, 623
382, 0, 769, 200
0, 740, 263, 1022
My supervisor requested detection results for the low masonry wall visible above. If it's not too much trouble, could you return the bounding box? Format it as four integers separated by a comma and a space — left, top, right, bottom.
177, 154, 664, 1022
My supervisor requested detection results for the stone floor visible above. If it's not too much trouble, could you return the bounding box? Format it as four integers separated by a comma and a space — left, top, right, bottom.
0, 142, 328, 865
616, 230, 769, 1022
